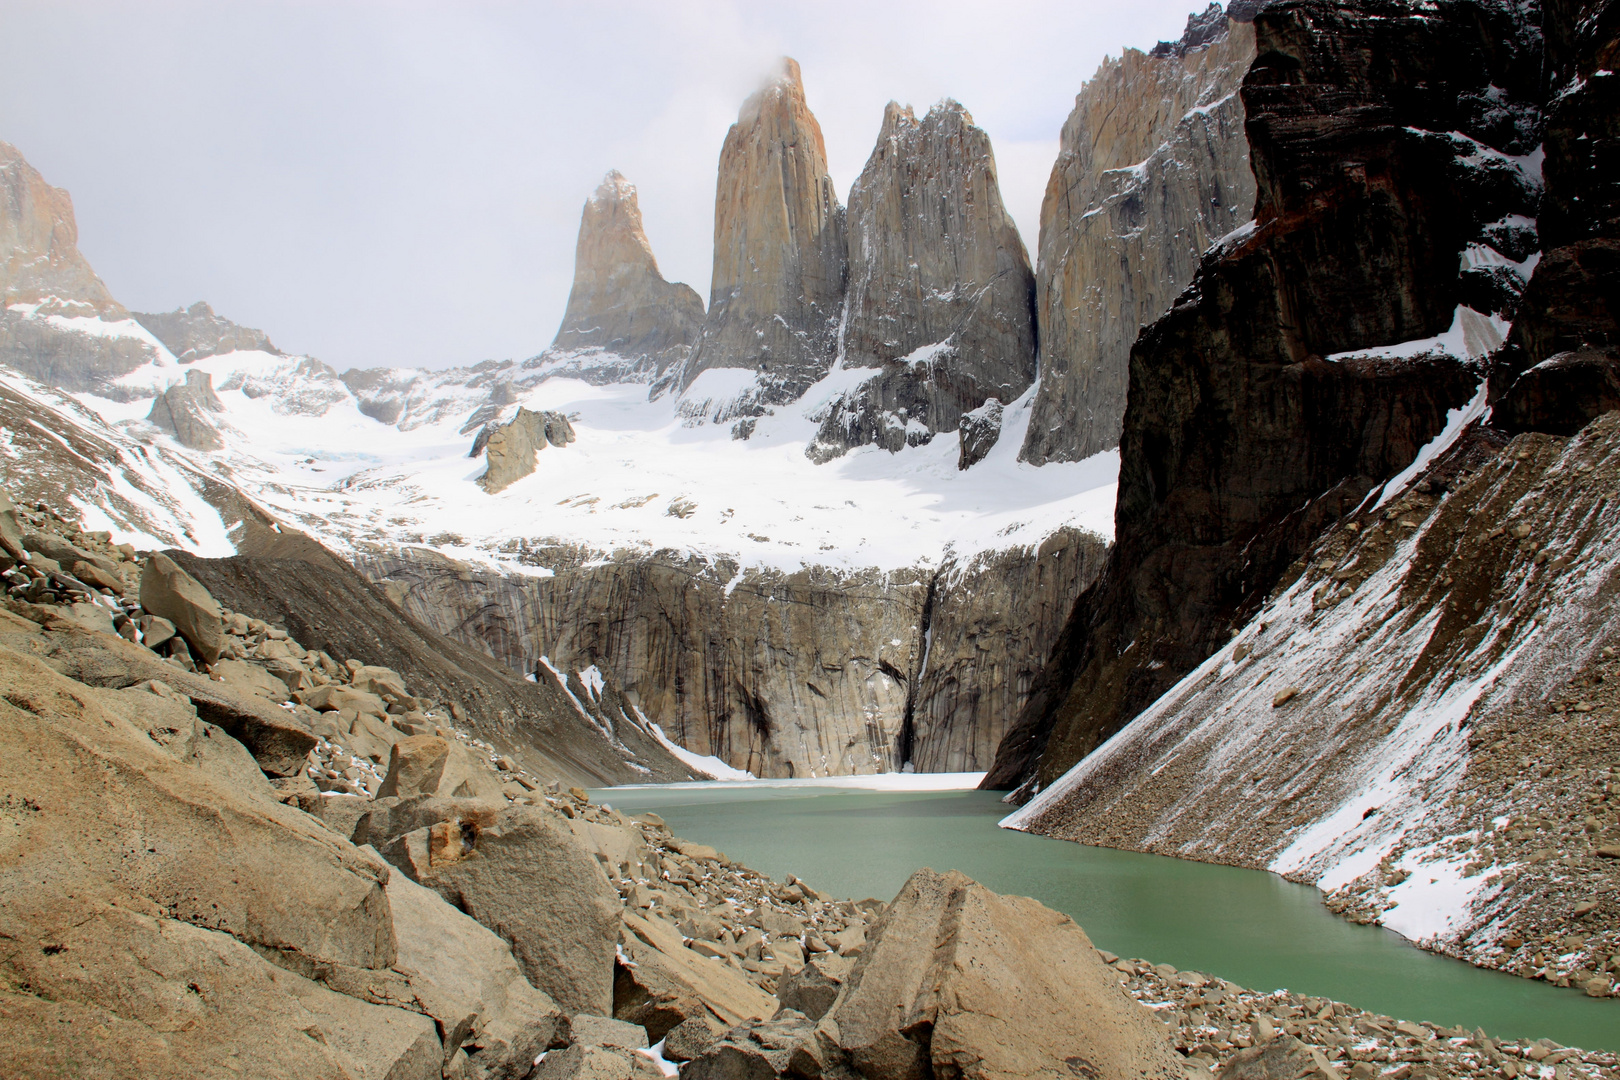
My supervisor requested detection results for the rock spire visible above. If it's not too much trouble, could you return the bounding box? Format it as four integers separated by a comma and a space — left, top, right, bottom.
1020, 7, 1257, 465
679, 58, 847, 418
549, 171, 704, 374
808, 100, 1036, 465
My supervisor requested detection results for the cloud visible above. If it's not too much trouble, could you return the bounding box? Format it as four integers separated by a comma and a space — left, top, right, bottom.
0, 0, 1207, 369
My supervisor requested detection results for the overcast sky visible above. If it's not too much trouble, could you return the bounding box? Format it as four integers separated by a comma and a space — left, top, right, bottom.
1, 1, 1207, 370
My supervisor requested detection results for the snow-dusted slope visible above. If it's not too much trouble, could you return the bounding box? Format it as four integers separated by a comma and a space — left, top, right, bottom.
1005, 412, 1620, 989
66, 347, 1117, 577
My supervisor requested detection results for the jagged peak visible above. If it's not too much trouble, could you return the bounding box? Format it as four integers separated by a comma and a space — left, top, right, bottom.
588, 169, 637, 207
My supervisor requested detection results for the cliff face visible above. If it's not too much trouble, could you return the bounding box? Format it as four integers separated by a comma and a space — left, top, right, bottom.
545, 171, 705, 382
356, 528, 1106, 779
1021, 8, 1258, 466
132, 301, 280, 363
0, 140, 120, 314
808, 101, 1036, 464
1490, 0, 1620, 434
678, 58, 847, 418
987, 0, 1544, 795
0, 141, 166, 393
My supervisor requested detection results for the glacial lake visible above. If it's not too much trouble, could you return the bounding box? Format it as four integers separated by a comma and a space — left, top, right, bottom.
594, 782, 1619, 1052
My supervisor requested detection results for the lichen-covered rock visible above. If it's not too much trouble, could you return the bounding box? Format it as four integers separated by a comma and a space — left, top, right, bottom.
678, 58, 846, 416
809, 101, 1034, 462
1021, 8, 1257, 466
545, 171, 705, 380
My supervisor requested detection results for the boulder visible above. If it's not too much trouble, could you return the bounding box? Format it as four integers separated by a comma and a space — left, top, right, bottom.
0, 638, 453, 1077
0, 905, 440, 1080
213, 657, 293, 700
533, 1044, 664, 1080
7, 610, 316, 776
139, 552, 225, 665
146, 373, 225, 450
302, 682, 389, 717
616, 910, 777, 1039
382, 857, 562, 1079
377, 734, 504, 800
831, 868, 1183, 1080
138, 613, 177, 649
0, 490, 28, 563
662, 1015, 726, 1063
1221, 1036, 1345, 1080
23, 529, 122, 578
956, 398, 1004, 470
69, 557, 124, 593
380, 804, 621, 1016
558, 1013, 650, 1050
682, 1010, 846, 1080
775, 961, 841, 1021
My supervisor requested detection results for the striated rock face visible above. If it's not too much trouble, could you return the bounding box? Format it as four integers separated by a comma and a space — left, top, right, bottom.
678, 58, 847, 416
474, 406, 576, 494
545, 172, 705, 382
987, 0, 1543, 794
808, 101, 1035, 463
1021, 7, 1257, 466
356, 529, 1105, 779
132, 301, 281, 362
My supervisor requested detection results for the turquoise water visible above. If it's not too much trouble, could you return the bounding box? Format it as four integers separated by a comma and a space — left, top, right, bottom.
594, 784, 1619, 1052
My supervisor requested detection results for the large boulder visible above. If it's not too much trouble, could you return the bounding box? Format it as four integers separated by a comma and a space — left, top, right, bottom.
0, 490, 27, 563
0, 634, 447, 1077
382, 857, 563, 1079
377, 734, 503, 800
379, 803, 621, 1016
682, 1010, 845, 1080
615, 909, 777, 1040
139, 551, 226, 665
830, 868, 1183, 1080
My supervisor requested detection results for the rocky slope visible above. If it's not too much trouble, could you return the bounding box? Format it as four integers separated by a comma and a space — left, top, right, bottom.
356, 526, 1106, 779
808, 100, 1036, 465
541, 171, 706, 384
987, 0, 1544, 796
1020, 5, 1258, 466
677, 58, 847, 421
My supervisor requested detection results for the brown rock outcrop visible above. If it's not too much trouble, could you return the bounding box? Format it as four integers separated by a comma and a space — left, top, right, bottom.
988, 0, 1543, 793
546, 171, 705, 379
139, 550, 225, 665
1021, 7, 1257, 466
808, 100, 1035, 463
474, 406, 576, 494
145, 369, 227, 451
679, 58, 847, 416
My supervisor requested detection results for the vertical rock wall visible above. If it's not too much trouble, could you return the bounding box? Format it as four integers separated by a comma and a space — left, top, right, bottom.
678, 58, 848, 417
808, 101, 1036, 463
545, 171, 705, 381
1021, 9, 1258, 466
356, 527, 1106, 778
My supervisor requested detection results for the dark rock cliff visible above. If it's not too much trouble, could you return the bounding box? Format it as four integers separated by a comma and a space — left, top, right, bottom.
986, 0, 1543, 794
132, 301, 281, 362
1491, 0, 1620, 434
